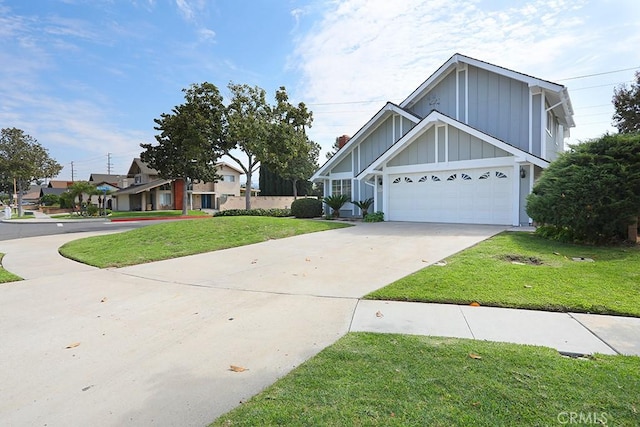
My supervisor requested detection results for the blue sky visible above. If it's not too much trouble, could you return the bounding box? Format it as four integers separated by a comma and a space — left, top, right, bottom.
1, 0, 639, 181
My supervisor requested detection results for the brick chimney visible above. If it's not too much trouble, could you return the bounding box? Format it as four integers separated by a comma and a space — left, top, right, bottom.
338, 135, 350, 148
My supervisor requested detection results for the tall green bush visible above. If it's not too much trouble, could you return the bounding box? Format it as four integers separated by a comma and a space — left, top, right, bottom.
526, 133, 640, 243
291, 198, 322, 218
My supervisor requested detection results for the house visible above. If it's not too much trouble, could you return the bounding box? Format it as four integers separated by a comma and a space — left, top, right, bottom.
112, 158, 243, 211
311, 53, 575, 226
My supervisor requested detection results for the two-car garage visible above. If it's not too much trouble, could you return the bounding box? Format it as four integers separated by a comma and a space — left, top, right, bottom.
387, 167, 514, 225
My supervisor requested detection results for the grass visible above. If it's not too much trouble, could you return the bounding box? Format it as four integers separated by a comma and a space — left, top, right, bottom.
211, 333, 640, 426
366, 231, 640, 317
59, 216, 350, 268
0, 253, 22, 283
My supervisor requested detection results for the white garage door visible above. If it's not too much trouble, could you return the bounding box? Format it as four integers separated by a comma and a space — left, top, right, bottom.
388, 167, 513, 224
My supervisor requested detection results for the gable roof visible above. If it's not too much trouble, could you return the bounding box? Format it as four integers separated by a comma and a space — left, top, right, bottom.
400, 53, 574, 128
113, 179, 172, 196
89, 174, 124, 185
357, 110, 549, 180
127, 158, 159, 177
311, 102, 421, 180
217, 161, 244, 175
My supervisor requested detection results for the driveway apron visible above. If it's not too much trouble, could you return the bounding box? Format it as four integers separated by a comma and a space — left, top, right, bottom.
0, 222, 503, 426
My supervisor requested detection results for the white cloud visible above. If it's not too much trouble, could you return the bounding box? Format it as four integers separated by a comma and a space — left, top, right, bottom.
291, 0, 639, 154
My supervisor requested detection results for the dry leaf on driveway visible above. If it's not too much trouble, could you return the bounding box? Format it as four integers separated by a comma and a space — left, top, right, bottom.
65, 342, 80, 349
229, 365, 248, 372
375, 310, 384, 318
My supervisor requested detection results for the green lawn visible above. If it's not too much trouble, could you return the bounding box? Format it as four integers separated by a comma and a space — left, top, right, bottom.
366, 232, 640, 317
0, 254, 22, 283
211, 333, 640, 426
59, 216, 350, 268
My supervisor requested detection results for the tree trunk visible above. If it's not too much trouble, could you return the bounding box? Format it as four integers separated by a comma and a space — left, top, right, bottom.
182, 177, 188, 216
245, 169, 252, 210
16, 180, 23, 218
629, 216, 639, 243
292, 179, 298, 200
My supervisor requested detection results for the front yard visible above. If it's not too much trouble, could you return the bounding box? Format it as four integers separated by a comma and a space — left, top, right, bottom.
211, 333, 640, 426
367, 231, 640, 317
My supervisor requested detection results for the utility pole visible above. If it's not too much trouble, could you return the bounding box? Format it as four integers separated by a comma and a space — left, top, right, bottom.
71, 161, 75, 182
107, 152, 112, 174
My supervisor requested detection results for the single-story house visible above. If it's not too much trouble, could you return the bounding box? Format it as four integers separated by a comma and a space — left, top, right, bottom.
311, 53, 575, 226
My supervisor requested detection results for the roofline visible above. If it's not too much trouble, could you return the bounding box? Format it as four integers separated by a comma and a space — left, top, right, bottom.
356, 110, 549, 179
401, 53, 568, 108
216, 161, 244, 175
311, 102, 421, 181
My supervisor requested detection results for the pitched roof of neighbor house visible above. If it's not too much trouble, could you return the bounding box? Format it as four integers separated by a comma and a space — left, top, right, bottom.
89, 174, 124, 187
113, 179, 172, 195
313, 53, 574, 181
40, 187, 67, 197
127, 158, 159, 177
48, 180, 73, 189
217, 162, 244, 175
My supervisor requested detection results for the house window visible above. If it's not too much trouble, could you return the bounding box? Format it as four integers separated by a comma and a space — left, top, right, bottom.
447, 174, 457, 181
159, 193, 172, 207
331, 179, 351, 196
404, 177, 413, 183
418, 175, 428, 182
546, 109, 554, 137
223, 175, 235, 182
479, 172, 490, 180
392, 177, 401, 184
134, 176, 142, 184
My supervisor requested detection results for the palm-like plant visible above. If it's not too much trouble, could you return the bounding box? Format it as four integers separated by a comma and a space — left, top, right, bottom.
323, 194, 350, 218
353, 198, 374, 217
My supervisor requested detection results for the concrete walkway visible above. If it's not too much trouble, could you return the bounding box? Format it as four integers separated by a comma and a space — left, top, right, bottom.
0, 222, 638, 427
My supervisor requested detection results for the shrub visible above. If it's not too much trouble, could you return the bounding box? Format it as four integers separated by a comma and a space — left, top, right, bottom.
527, 133, 640, 243
40, 194, 60, 206
353, 198, 374, 217
322, 194, 350, 218
214, 208, 292, 217
291, 198, 322, 218
363, 211, 384, 222
86, 204, 99, 216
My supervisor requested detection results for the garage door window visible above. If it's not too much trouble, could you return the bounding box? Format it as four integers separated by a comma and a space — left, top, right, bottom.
332, 179, 351, 196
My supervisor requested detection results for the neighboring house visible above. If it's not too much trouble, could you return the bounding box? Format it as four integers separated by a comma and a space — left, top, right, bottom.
89, 173, 128, 189
311, 53, 575, 226
48, 180, 74, 189
112, 158, 243, 211
191, 162, 243, 209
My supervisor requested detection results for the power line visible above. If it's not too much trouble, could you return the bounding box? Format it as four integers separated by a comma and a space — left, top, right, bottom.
557, 66, 640, 82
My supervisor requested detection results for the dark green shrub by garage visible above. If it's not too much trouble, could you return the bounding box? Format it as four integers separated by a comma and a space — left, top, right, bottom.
291, 198, 322, 218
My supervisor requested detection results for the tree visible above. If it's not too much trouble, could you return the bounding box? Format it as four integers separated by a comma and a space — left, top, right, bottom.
0, 128, 62, 217
224, 83, 274, 210
141, 82, 229, 215
325, 135, 350, 159
526, 133, 640, 243
266, 87, 317, 198
64, 181, 98, 215
612, 71, 640, 134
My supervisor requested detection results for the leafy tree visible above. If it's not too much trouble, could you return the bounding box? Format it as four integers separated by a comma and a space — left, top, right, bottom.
141, 82, 228, 215
526, 133, 640, 243
0, 128, 62, 217
612, 71, 640, 134
259, 163, 310, 196
224, 83, 272, 210
266, 87, 318, 198
65, 181, 98, 215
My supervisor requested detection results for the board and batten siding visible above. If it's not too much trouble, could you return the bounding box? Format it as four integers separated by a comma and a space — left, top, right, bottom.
410, 71, 458, 118
387, 125, 511, 167
357, 114, 413, 175
466, 65, 530, 151
330, 152, 352, 173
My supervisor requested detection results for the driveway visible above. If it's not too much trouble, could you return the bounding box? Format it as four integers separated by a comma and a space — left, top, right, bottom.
0, 222, 504, 426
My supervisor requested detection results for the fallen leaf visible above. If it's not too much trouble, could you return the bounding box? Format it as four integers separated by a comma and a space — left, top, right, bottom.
434, 261, 447, 266
422, 259, 429, 263
376, 310, 384, 318
65, 342, 80, 349
100, 297, 107, 303
472, 401, 481, 406
468, 353, 482, 360
229, 365, 248, 372
470, 302, 480, 307
553, 252, 560, 256
305, 257, 311, 262
524, 285, 533, 288
251, 259, 257, 264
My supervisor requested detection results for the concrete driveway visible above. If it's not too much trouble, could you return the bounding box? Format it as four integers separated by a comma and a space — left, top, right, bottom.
0, 222, 504, 426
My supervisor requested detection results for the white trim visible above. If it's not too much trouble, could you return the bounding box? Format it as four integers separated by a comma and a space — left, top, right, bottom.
456, 69, 459, 121
311, 102, 420, 181
512, 163, 520, 226
384, 156, 516, 176
357, 111, 549, 180
464, 67, 469, 123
